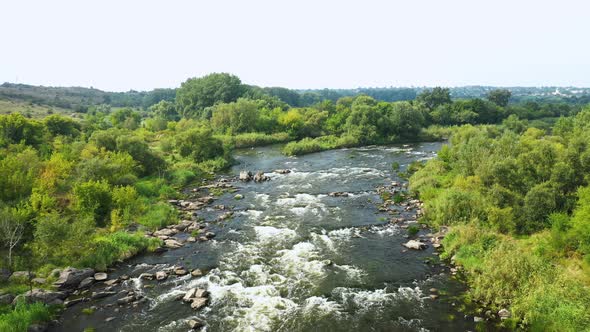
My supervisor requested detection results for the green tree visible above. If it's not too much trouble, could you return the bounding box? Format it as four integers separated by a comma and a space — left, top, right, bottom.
72, 180, 113, 227
176, 73, 245, 119
487, 89, 512, 107
416, 87, 451, 110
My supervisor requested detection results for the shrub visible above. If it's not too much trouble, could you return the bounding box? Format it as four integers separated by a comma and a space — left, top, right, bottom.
138, 203, 177, 231
0, 302, 54, 332
78, 232, 161, 270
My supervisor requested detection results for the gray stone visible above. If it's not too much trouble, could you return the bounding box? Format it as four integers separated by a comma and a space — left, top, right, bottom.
91, 291, 116, 299
191, 269, 203, 277
78, 277, 95, 289
155, 271, 168, 281
14, 289, 67, 306
54, 267, 95, 290
402, 240, 428, 250
187, 318, 204, 329
190, 297, 208, 310
164, 239, 183, 249
94, 272, 108, 281
239, 170, 252, 182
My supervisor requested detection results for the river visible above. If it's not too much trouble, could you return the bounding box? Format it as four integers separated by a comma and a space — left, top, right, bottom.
52, 142, 487, 332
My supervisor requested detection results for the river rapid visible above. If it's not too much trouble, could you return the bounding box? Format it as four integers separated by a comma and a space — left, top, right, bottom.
52, 143, 487, 332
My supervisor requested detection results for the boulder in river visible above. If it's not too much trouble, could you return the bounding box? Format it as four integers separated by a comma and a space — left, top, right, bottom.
54, 267, 95, 290
175, 268, 188, 276
155, 271, 168, 281
253, 171, 269, 182
402, 240, 428, 250
328, 192, 349, 197
274, 169, 291, 174
164, 239, 183, 249
154, 228, 177, 237
187, 318, 205, 330
78, 277, 95, 289
234, 194, 244, 200
190, 297, 208, 310
239, 171, 253, 182
191, 269, 203, 277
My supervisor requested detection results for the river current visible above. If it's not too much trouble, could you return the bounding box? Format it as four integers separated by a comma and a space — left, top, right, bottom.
53, 143, 484, 332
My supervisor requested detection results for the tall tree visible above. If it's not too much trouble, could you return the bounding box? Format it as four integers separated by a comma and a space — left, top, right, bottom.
176, 73, 245, 119
487, 89, 512, 107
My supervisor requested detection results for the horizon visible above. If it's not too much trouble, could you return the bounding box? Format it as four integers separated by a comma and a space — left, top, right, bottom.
2, 0, 589, 91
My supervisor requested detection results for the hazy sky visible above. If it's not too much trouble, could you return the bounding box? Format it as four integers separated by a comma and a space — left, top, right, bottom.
1, 0, 589, 91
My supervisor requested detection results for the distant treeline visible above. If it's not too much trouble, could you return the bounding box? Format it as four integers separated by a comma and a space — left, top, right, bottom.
2, 81, 590, 112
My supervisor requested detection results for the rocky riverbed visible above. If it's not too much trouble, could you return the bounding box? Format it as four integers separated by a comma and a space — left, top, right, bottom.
44, 143, 499, 332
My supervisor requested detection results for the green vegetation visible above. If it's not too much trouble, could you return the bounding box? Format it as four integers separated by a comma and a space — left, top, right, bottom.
1, 73, 589, 330
0, 302, 55, 332
410, 107, 590, 330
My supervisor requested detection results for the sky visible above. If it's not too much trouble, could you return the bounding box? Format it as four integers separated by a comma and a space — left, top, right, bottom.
1, 0, 589, 91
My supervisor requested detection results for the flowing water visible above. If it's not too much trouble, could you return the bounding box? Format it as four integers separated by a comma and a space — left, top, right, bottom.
53, 143, 486, 332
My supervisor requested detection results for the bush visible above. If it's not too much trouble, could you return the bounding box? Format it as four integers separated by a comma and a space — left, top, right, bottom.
79, 232, 161, 270
138, 203, 177, 231
0, 302, 54, 332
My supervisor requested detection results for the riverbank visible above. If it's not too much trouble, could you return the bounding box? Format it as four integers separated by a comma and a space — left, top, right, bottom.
35, 143, 490, 332
408, 123, 590, 331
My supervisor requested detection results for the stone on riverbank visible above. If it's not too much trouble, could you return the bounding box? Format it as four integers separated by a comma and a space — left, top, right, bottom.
402, 240, 428, 250
54, 267, 95, 290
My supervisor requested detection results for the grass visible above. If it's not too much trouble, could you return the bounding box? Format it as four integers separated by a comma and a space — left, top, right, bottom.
282, 135, 359, 156
0, 99, 74, 119
0, 302, 55, 332
440, 224, 590, 331
78, 232, 162, 270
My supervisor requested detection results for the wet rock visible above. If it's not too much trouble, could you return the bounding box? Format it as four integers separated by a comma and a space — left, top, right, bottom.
253, 171, 269, 182
328, 192, 349, 197
198, 236, 209, 242
155, 271, 168, 281
274, 169, 291, 174
94, 272, 108, 281
175, 268, 188, 276
120, 274, 130, 280
54, 267, 95, 290
191, 297, 208, 310
429, 288, 438, 293
205, 232, 216, 239
217, 212, 233, 221
429, 294, 439, 300
64, 298, 86, 307
117, 295, 136, 305
78, 277, 95, 289
164, 239, 183, 249
197, 196, 215, 204
174, 220, 193, 232
91, 291, 116, 299
104, 279, 119, 286
182, 289, 197, 302
154, 228, 177, 237
498, 308, 511, 320
139, 273, 154, 280
239, 171, 253, 182
105, 317, 116, 322
234, 194, 244, 200
195, 289, 209, 298
186, 237, 197, 243
191, 269, 203, 277
187, 318, 205, 330
402, 240, 428, 250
